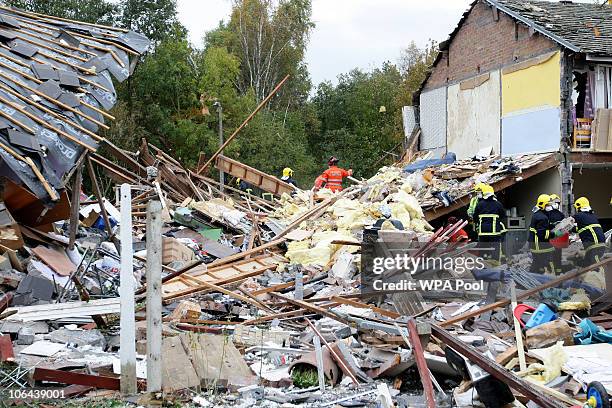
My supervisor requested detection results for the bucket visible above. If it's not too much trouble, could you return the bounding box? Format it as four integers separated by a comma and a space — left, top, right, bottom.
550, 232, 569, 249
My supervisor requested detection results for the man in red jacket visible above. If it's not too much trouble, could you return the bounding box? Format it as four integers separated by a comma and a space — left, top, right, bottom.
314, 156, 353, 192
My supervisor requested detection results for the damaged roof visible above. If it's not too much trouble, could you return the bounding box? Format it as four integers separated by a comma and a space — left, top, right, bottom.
0, 6, 149, 202
416, 0, 612, 102
490, 0, 612, 54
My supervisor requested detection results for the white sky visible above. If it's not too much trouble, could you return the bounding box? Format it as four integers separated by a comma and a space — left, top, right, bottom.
176, 0, 473, 85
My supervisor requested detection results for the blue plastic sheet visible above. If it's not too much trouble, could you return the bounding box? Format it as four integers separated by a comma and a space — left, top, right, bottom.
403, 152, 456, 173
574, 319, 612, 345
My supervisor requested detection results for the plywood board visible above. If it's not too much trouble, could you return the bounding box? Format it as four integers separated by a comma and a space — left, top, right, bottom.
419, 87, 447, 152
179, 332, 254, 386
501, 107, 561, 155
161, 336, 200, 392
447, 69, 501, 159
502, 51, 561, 116
31, 246, 76, 276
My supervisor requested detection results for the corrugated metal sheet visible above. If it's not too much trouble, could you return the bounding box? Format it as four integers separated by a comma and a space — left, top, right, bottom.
502, 52, 561, 116
501, 107, 561, 155
419, 87, 447, 152
447, 70, 501, 159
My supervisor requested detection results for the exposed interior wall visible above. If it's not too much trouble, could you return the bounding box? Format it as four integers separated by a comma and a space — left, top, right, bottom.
572, 166, 612, 220
500, 167, 562, 220
419, 87, 447, 157
501, 52, 562, 155
447, 70, 501, 158
423, 0, 558, 92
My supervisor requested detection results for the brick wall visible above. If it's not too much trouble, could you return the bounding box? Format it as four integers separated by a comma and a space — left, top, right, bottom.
424, 0, 559, 91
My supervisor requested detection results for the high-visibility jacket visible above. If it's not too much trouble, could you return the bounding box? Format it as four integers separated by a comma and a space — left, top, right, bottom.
467, 196, 479, 219
529, 210, 554, 253
574, 211, 605, 251
318, 166, 350, 192
473, 197, 506, 237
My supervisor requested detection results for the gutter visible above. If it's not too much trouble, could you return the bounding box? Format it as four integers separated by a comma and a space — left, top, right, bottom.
484, 0, 580, 53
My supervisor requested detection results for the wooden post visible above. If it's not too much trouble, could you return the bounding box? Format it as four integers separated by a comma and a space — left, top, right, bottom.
86, 157, 120, 252
68, 163, 82, 251
406, 318, 435, 408
146, 200, 163, 392
313, 336, 325, 392
119, 184, 136, 395
510, 281, 527, 371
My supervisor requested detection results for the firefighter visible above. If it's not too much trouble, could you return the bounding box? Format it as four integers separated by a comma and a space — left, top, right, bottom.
236, 178, 253, 195
280, 167, 297, 187
529, 194, 560, 273
313, 156, 352, 192
548, 193, 566, 273
573, 197, 606, 267
467, 182, 486, 234
473, 184, 506, 265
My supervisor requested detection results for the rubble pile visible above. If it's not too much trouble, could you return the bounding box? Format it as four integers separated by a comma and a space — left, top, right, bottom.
0, 132, 610, 408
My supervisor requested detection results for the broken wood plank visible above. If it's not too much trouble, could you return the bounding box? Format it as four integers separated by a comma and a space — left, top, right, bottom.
441, 256, 612, 327
198, 75, 290, 173
271, 293, 351, 325
6, 298, 120, 321
215, 155, 295, 196
407, 319, 435, 408
33, 368, 119, 390
431, 324, 566, 408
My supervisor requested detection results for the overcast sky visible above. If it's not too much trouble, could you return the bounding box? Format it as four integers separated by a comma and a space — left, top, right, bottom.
176, 0, 473, 85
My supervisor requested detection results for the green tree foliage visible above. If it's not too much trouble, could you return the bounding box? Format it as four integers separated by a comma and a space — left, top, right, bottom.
311, 63, 406, 177
120, 0, 183, 46
9, 0, 438, 188
4, 0, 118, 24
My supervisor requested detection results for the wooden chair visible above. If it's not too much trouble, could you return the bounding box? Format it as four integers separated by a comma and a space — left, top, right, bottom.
573, 118, 592, 149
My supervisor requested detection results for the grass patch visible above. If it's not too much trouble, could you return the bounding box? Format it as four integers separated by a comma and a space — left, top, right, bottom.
291, 365, 319, 388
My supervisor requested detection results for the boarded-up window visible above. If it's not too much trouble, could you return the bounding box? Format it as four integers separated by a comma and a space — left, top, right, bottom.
419, 87, 447, 156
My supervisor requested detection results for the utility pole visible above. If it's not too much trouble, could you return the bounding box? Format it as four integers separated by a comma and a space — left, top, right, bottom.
214, 101, 224, 192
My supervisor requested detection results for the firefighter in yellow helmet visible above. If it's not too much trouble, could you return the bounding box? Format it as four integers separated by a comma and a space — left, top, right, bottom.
236, 178, 253, 195
573, 197, 606, 267
280, 167, 297, 188
467, 182, 486, 220
529, 194, 561, 273
548, 193, 566, 273
473, 184, 506, 265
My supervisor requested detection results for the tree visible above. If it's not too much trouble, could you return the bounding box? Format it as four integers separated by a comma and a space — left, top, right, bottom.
311, 63, 406, 177
4, 0, 118, 24
120, 0, 183, 45
220, 0, 314, 105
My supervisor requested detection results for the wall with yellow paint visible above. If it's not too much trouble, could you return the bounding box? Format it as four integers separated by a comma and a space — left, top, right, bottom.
501, 52, 561, 116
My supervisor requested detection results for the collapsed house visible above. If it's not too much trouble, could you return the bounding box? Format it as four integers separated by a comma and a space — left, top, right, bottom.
0, 3, 610, 408
408, 0, 612, 226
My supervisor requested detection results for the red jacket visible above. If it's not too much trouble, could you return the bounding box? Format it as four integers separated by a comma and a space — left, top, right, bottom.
450, 228, 469, 242
318, 166, 350, 192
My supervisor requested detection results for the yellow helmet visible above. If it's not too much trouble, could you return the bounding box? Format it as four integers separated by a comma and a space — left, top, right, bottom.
574, 196, 590, 210
482, 184, 494, 195
549, 193, 560, 203
236, 178, 241, 186
536, 194, 551, 210
473, 182, 486, 193
282, 167, 293, 177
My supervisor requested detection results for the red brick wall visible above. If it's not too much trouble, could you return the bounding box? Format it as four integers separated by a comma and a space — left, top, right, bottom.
423, 0, 559, 91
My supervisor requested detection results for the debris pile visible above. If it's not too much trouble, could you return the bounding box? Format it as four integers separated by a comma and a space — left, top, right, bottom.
0, 6, 609, 408
0, 128, 610, 408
